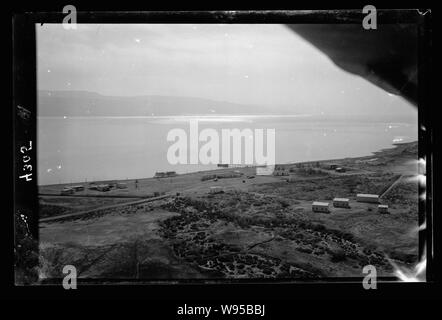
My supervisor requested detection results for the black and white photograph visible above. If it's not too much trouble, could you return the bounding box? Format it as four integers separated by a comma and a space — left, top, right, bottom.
11, 8, 435, 300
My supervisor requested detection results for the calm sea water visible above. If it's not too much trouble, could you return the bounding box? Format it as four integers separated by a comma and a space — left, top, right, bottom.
37, 114, 417, 185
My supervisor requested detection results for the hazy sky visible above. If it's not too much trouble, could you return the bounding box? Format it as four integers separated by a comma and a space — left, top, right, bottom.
37, 24, 416, 117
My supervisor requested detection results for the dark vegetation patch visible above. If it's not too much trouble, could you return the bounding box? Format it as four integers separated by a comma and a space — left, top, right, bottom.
159, 196, 394, 278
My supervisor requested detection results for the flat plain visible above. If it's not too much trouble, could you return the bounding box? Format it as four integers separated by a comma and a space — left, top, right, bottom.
38, 142, 419, 281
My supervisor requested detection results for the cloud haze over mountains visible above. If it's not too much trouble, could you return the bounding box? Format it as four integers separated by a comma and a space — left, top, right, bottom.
38, 90, 279, 116
37, 24, 416, 117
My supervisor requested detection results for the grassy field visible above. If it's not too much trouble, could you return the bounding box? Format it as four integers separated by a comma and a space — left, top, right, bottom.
38, 141, 419, 281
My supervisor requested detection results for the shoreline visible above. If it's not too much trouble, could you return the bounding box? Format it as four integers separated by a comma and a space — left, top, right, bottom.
38, 138, 419, 279
38, 140, 417, 189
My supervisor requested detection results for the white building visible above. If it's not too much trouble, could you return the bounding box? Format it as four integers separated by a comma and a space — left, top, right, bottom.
60, 187, 74, 195
312, 201, 329, 213
273, 170, 289, 176
209, 186, 224, 194
333, 198, 350, 208
97, 184, 110, 192
378, 204, 389, 213
356, 193, 379, 203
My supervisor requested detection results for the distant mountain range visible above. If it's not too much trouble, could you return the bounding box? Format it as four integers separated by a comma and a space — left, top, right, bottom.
38, 90, 291, 117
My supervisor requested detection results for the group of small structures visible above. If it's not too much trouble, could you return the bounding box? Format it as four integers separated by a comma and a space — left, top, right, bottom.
311, 194, 389, 214
60, 182, 128, 195
154, 171, 177, 178
201, 170, 243, 181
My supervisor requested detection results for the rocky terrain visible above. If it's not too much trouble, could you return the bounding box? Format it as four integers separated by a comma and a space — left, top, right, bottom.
37, 142, 419, 282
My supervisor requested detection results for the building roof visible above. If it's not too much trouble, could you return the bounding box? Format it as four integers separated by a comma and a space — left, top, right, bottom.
333, 198, 349, 202
357, 193, 379, 198
378, 204, 389, 208
312, 201, 329, 206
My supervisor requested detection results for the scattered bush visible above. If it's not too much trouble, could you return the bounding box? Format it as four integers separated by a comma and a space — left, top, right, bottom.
330, 249, 347, 263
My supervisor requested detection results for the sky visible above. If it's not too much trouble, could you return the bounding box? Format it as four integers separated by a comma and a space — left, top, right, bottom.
37, 23, 417, 117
